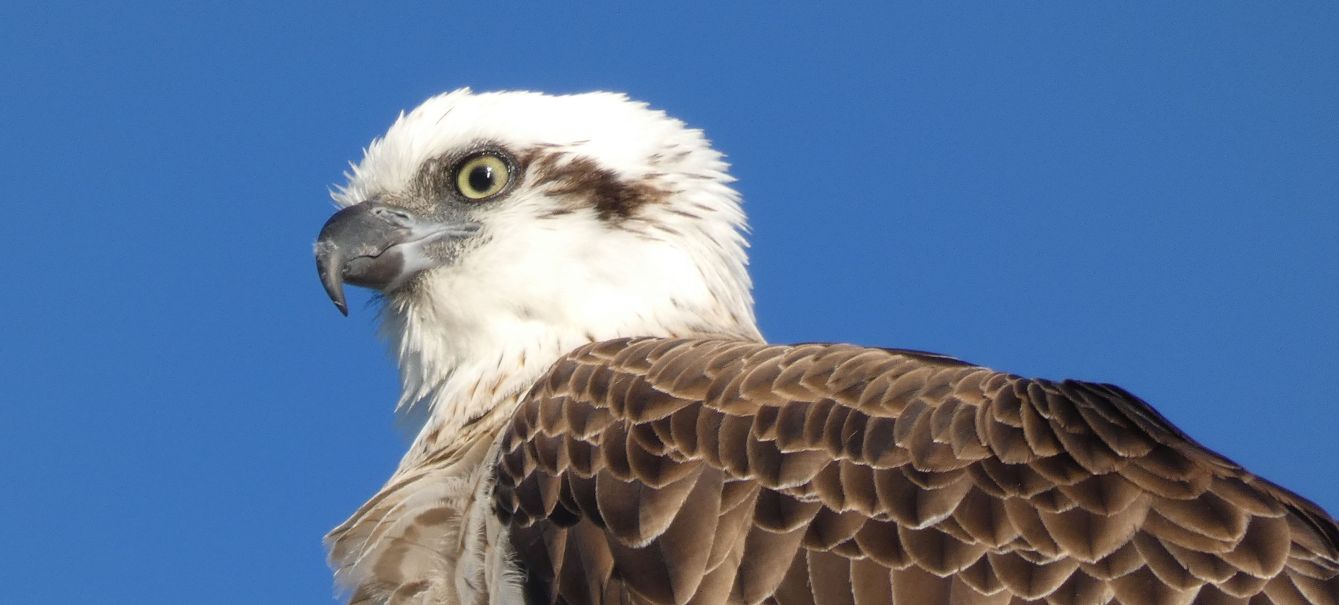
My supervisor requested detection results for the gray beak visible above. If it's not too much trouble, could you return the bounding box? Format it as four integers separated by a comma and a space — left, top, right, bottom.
315, 202, 478, 315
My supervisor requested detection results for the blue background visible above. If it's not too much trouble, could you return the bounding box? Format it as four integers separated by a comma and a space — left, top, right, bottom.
2, 2, 1335, 602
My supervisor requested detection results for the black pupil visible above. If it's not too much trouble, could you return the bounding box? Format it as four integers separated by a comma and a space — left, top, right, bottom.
468, 164, 495, 193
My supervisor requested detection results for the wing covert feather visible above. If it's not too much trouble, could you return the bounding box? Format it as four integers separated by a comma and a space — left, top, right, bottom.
495, 338, 1339, 604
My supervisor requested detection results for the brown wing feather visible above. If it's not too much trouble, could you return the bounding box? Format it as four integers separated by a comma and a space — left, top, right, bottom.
495, 337, 1339, 605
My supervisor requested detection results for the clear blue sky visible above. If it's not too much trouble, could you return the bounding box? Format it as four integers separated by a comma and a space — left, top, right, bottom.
2, 2, 1335, 602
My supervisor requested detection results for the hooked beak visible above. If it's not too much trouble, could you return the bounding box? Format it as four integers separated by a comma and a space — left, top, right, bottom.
314, 202, 479, 315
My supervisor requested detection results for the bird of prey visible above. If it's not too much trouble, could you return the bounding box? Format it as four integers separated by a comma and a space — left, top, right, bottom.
315, 89, 1338, 604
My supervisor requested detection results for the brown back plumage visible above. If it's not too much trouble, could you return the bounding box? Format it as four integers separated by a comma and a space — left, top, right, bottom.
494, 337, 1339, 605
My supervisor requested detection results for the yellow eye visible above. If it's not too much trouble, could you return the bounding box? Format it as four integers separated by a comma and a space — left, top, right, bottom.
455, 154, 511, 200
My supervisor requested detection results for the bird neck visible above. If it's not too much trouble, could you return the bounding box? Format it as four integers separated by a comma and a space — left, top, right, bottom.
382, 290, 760, 470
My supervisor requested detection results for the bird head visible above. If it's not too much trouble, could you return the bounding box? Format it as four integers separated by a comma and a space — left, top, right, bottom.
315, 89, 760, 424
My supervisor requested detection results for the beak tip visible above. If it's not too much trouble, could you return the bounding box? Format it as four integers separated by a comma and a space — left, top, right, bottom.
317, 254, 351, 317
323, 280, 350, 316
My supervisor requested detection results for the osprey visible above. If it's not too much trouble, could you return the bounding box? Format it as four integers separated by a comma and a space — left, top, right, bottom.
316, 89, 1339, 604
